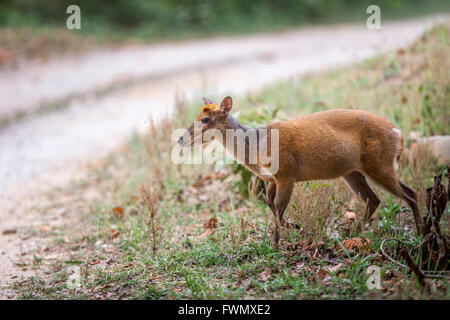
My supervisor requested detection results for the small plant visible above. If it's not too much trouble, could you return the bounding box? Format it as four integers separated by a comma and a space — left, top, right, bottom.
138, 184, 160, 253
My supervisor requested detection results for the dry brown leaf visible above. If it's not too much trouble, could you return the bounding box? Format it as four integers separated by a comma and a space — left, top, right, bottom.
326, 263, 342, 273
110, 206, 125, 220
316, 268, 327, 279
400, 94, 408, 104
288, 239, 324, 251
313, 267, 330, 282
109, 229, 120, 239
204, 218, 218, 229
258, 267, 272, 282
192, 172, 227, 188
343, 210, 356, 221
341, 237, 371, 253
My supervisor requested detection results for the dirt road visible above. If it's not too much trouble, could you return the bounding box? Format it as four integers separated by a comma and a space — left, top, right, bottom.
0, 15, 448, 298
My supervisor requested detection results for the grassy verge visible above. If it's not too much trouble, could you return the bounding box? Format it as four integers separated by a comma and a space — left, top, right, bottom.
1, 1, 449, 68
7, 24, 449, 300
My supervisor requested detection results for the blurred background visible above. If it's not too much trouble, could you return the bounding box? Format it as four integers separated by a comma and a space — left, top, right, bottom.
1, 0, 449, 38
1, 0, 449, 66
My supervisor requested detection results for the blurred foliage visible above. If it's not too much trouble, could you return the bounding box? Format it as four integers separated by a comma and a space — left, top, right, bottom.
0, 0, 449, 40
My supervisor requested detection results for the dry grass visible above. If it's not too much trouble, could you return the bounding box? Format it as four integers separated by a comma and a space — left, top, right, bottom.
0, 27, 103, 68
138, 184, 160, 253
287, 181, 352, 241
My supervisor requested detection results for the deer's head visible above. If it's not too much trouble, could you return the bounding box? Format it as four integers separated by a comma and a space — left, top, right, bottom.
178, 96, 233, 147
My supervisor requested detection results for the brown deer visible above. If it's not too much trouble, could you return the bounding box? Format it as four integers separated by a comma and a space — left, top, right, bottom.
178, 96, 424, 248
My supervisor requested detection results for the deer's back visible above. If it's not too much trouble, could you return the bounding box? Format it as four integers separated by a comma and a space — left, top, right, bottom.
269, 109, 400, 181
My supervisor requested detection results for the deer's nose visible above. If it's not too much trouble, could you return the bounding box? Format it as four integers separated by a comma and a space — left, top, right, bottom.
178, 136, 185, 146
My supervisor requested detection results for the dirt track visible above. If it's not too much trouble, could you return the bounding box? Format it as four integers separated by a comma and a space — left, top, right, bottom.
0, 15, 448, 298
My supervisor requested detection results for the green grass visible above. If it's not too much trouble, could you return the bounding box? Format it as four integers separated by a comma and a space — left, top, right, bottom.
2, 0, 449, 41
7, 24, 449, 300
1, 1, 449, 69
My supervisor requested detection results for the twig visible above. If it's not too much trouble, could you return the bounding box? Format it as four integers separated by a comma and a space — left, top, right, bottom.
398, 247, 426, 286
380, 239, 450, 280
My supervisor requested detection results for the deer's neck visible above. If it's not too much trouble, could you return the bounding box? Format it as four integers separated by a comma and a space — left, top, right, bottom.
220, 115, 261, 169
225, 114, 248, 132
221, 115, 250, 153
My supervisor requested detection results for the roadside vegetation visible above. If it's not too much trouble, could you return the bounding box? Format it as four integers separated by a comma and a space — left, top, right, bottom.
7, 24, 449, 299
1, 0, 449, 67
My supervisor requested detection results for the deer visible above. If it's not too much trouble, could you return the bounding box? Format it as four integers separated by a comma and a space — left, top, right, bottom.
178, 96, 425, 248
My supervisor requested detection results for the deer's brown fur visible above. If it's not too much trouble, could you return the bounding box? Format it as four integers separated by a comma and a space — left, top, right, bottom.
179, 96, 424, 248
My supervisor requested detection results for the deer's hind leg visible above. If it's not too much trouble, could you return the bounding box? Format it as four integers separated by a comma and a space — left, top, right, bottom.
364, 167, 425, 235
343, 171, 380, 222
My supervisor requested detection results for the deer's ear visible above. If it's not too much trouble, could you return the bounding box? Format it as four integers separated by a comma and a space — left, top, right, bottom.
202, 97, 210, 105
220, 96, 232, 115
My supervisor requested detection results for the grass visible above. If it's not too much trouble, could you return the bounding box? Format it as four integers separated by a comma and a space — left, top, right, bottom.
0, 27, 106, 68
1, 1, 449, 69
6, 24, 449, 300
2, 1, 449, 41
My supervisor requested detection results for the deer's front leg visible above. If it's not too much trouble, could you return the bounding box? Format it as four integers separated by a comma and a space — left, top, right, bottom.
271, 180, 294, 248
266, 181, 299, 231
265, 182, 276, 213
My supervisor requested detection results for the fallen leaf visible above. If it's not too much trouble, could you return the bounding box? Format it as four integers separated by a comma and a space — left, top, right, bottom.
109, 229, 120, 239
258, 267, 272, 282
343, 210, 356, 221
314, 267, 330, 282
191, 172, 227, 188
340, 237, 371, 253
400, 94, 408, 104
287, 239, 324, 251
326, 263, 342, 273
110, 206, 125, 220
204, 218, 218, 229
317, 267, 327, 279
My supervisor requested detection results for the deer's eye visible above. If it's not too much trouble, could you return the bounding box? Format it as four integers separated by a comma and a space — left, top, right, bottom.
201, 117, 210, 124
